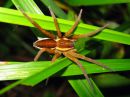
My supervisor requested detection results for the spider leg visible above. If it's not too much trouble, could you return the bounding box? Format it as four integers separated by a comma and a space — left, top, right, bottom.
49, 8, 62, 38
19, 8, 55, 39
63, 52, 94, 90
65, 9, 83, 37
46, 49, 61, 85
45, 49, 61, 62
46, 48, 55, 54
68, 50, 113, 71
72, 23, 109, 39
34, 48, 55, 61
51, 52, 61, 63
34, 48, 46, 61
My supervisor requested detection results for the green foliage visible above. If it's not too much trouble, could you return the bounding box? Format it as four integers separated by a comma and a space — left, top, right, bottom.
0, 58, 130, 81
40, 0, 67, 19
64, 0, 130, 6
0, 0, 130, 97
0, 7, 130, 44
12, 0, 43, 14
69, 79, 104, 97
0, 58, 130, 95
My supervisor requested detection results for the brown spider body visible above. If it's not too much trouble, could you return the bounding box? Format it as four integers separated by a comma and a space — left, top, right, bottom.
34, 39, 57, 49
20, 8, 111, 90
34, 38, 75, 51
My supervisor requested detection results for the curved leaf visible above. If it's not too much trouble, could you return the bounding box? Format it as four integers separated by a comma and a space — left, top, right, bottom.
0, 7, 130, 45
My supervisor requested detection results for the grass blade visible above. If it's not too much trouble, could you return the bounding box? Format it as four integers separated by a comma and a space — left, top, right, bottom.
64, 0, 130, 6
21, 58, 70, 86
12, 0, 46, 38
0, 7, 130, 44
69, 79, 103, 97
12, 0, 43, 14
40, 0, 67, 19
0, 58, 71, 94
94, 73, 130, 88
1, 58, 130, 94
0, 59, 130, 80
0, 80, 23, 94
4, 0, 13, 8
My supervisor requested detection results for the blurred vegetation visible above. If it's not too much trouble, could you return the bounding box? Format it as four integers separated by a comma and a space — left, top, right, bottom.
0, 0, 130, 97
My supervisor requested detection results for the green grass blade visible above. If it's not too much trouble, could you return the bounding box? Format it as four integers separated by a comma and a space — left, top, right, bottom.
11, 0, 45, 38
0, 59, 130, 80
4, 0, 13, 8
0, 79, 23, 94
0, 58, 130, 94
0, 58, 71, 94
18, 50, 89, 86
62, 59, 130, 75
64, 0, 130, 6
0, 7, 130, 45
69, 79, 103, 97
40, 0, 67, 19
12, 0, 43, 14
21, 58, 70, 86
94, 73, 130, 88
0, 61, 51, 80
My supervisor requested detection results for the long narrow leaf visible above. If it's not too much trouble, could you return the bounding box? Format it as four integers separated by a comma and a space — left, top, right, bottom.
0, 50, 89, 94
12, 0, 45, 39
4, 0, 13, 8
94, 73, 130, 87
40, 0, 67, 19
69, 79, 104, 97
0, 58, 71, 94
64, 0, 130, 6
0, 7, 130, 45
1, 58, 130, 94
12, 0, 43, 14
0, 59, 130, 81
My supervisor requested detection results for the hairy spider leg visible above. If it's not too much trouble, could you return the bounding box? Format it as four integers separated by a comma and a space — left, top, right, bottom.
68, 50, 113, 71
34, 48, 55, 61
63, 52, 94, 90
49, 8, 62, 38
34, 48, 59, 85
63, 48, 113, 90
51, 52, 61, 62
65, 9, 83, 37
34, 48, 46, 61
72, 23, 109, 39
19, 8, 55, 39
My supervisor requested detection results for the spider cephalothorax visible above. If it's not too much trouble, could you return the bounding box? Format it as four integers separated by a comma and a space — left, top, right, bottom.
20, 8, 111, 89
33, 37, 75, 51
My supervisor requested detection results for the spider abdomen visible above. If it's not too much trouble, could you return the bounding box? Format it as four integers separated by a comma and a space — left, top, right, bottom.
33, 39, 56, 49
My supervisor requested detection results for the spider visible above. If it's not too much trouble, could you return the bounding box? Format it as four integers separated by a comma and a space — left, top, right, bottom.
20, 8, 111, 89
